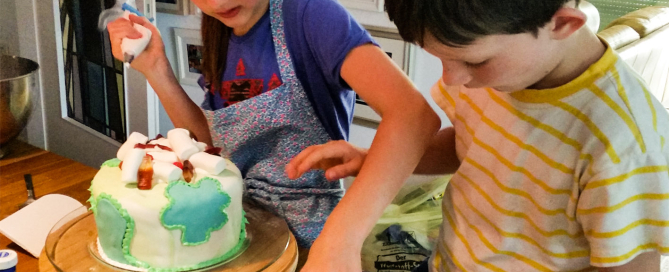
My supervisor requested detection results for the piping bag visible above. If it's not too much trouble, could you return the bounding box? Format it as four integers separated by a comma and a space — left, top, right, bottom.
98, 0, 155, 65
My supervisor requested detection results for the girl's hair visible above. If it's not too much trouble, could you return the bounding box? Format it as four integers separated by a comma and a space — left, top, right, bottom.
385, 0, 581, 47
200, 14, 232, 92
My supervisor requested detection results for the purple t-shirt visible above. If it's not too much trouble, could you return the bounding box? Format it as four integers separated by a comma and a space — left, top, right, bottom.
200, 0, 375, 141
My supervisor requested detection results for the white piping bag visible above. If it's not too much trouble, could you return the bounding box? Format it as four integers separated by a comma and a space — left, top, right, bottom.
98, 0, 155, 64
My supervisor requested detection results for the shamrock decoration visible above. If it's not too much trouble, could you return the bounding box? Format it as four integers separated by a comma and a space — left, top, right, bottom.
161, 177, 231, 245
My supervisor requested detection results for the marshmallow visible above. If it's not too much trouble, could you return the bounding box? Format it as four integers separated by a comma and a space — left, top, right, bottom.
167, 128, 199, 161
189, 152, 227, 175
117, 132, 149, 160
153, 161, 183, 183
148, 138, 171, 148
193, 140, 207, 152
147, 151, 178, 163
121, 148, 146, 183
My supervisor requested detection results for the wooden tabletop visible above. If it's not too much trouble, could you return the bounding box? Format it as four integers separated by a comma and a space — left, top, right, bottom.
0, 141, 299, 272
1, 141, 98, 272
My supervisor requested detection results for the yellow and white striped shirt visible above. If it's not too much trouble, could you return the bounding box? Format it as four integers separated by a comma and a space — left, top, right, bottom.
430, 46, 669, 271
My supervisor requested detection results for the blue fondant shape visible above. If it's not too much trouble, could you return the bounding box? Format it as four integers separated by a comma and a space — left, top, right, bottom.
93, 198, 132, 265
161, 178, 231, 245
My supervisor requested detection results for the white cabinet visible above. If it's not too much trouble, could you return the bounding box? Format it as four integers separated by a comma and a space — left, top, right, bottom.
339, 0, 384, 12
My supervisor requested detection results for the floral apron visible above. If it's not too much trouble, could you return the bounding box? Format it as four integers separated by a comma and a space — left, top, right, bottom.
203, 0, 344, 247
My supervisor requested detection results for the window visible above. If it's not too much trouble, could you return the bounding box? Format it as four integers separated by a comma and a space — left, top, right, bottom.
588, 0, 669, 31
60, 0, 127, 142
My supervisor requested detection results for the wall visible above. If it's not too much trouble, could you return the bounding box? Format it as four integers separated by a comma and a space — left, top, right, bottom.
3, 0, 47, 150
0, 0, 19, 56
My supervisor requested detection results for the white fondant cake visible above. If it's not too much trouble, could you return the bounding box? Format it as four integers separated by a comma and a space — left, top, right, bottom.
88, 129, 246, 272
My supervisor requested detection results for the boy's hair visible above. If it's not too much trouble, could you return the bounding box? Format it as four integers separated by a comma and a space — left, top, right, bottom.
385, 0, 580, 47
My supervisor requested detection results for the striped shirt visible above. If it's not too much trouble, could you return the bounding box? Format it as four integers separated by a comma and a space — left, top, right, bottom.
430, 46, 669, 271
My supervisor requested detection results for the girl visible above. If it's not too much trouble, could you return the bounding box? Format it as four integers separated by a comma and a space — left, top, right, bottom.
106, 0, 439, 262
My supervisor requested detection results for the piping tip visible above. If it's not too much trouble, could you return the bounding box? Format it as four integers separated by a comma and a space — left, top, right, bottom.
124, 53, 135, 63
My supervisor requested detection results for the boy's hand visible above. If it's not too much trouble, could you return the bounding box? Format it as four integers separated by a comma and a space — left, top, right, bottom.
285, 140, 368, 181
300, 232, 362, 272
107, 14, 168, 78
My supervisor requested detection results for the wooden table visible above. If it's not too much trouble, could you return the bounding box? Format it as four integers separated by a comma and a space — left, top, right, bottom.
0, 141, 98, 272
0, 141, 298, 272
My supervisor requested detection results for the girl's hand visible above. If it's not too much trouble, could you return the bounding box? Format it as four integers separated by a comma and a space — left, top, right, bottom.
285, 140, 368, 181
106, 14, 168, 78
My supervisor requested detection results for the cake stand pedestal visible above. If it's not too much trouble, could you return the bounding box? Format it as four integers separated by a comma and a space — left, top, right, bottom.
38, 202, 298, 272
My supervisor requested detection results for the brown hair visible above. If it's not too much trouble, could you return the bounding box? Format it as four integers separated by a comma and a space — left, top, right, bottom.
200, 14, 232, 92
385, 0, 581, 47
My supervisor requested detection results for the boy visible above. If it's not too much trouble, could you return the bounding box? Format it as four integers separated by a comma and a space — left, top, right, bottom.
286, 0, 669, 271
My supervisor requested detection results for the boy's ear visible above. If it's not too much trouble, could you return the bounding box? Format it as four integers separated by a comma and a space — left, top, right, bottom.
547, 7, 587, 40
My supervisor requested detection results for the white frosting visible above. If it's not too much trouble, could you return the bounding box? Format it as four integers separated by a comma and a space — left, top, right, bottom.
167, 129, 199, 161
153, 161, 182, 183
117, 132, 149, 160
189, 152, 227, 175
121, 148, 146, 183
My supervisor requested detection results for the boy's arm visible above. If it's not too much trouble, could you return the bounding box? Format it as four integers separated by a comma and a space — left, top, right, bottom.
414, 126, 460, 174
299, 44, 440, 271
597, 251, 660, 272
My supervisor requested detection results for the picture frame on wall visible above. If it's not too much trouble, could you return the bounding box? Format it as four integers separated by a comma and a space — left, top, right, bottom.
353, 26, 414, 123
156, 0, 190, 15
174, 28, 204, 86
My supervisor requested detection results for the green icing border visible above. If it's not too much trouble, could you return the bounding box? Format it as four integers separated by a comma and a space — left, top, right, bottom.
90, 193, 150, 269
147, 217, 248, 272
101, 158, 121, 168
159, 177, 232, 246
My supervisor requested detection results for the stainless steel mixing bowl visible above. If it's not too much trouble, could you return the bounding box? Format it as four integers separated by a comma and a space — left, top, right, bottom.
0, 55, 39, 158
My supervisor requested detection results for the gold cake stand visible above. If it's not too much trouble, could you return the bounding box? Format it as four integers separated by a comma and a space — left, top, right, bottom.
39, 202, 298, 272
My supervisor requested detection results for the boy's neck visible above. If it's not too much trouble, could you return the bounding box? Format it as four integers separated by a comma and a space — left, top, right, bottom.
528, 28, 606, 90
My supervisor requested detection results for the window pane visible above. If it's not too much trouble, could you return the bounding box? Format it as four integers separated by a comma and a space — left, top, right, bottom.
60, 0, 126, 142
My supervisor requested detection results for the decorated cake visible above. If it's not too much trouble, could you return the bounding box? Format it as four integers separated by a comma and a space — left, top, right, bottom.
88, 128, 247, 272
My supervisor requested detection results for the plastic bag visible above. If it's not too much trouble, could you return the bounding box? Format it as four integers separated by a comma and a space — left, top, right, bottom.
361, 175, 450, 272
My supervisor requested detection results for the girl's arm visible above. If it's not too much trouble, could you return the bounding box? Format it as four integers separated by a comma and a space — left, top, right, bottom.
301, 44, 440, 271
107, 15, 212, 145
287, 126, 459, 180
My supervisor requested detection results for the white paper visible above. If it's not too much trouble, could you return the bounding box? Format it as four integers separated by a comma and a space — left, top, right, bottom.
0, 194, 86, 258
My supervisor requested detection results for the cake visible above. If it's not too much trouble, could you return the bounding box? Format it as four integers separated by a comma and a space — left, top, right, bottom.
88, 128, 247, 272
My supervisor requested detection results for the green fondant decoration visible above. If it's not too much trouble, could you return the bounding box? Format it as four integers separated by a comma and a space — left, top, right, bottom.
92, 193, 149, 269
92, 198, 132, 265
160, 177, 231, 245
102, 158, 121, 168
